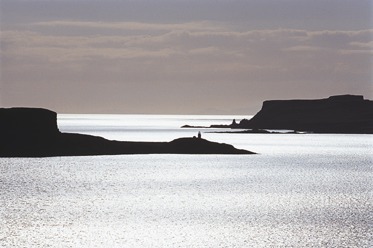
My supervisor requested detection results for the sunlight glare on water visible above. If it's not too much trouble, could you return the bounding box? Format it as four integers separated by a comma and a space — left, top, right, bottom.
1, 115, 372, 247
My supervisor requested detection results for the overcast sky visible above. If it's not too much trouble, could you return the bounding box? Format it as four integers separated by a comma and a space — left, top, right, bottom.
1, 0, 372, 114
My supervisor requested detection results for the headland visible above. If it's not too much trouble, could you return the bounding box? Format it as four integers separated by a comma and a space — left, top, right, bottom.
182, 95, 373, 134
0, 107, 253, 157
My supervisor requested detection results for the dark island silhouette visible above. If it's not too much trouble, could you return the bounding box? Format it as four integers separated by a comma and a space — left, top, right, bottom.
0, 108, 254, 157
209, 129, 300, 134
183, 95, 373, 134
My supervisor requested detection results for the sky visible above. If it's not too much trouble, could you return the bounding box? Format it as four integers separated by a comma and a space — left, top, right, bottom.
0, 0, 372, 114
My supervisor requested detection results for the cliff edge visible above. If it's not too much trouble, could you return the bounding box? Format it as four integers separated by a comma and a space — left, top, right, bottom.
235, 95, 373, 133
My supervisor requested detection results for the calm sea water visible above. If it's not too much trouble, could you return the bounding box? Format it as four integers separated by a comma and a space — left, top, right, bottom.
1, 115, 372, 247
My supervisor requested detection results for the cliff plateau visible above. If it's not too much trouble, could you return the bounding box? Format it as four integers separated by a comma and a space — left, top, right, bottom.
234, 95, 373, 133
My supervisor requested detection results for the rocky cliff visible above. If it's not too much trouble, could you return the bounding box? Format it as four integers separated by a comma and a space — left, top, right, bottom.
235, 95, 373, 133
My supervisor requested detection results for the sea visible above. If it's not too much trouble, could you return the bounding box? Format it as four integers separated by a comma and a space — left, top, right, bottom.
1, 115, 372, 247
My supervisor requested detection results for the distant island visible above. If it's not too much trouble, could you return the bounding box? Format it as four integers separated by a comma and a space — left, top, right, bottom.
182, 95, 373, 134
0, 108, 254, 157
209, 129, 300, 134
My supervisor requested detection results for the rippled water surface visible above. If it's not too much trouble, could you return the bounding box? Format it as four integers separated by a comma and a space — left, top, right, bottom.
1, 115, 372, 247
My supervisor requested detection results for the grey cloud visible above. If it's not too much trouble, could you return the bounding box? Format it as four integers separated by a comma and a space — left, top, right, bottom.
30, 21, 223, 32
2, 25, 371, 84
2, 0, 371, 31
1, 0, 372, 114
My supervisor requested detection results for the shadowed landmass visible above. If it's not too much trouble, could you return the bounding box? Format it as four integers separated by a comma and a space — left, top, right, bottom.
182, 95, 373, 134
0, 108, 253, 157
209, 129, 300, 134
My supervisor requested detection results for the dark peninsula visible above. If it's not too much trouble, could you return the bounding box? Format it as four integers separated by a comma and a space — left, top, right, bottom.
183, 95, 373, 134
0, 108, 253, 157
